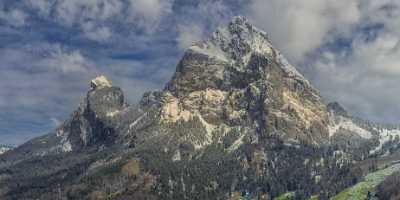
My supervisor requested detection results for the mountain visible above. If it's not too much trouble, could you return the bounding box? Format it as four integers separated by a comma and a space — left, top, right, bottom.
163, 16, 329, 146
0, 75, 127, 164
0, 16, 399, 200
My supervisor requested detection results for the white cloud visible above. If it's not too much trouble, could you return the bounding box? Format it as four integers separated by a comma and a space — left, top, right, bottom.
50, 117, 61, 127
54, 0, 126, 25
23, 0, 174, 41
37, 45, 93, 73
175, 1, 232, 49
307, 1, 400, 123
176, 24, 204, 49
0, 9, 28, 27
82, 22, 112, 42
26, 0, 54, 17
248, 0, 361, 63
127, 0, 173, 31
0, 45, 94, 145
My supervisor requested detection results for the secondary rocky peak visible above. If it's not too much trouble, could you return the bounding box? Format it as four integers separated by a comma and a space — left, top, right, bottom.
55, 76, 126, 151
327, 102, 349, 117
91, 75, 112, 90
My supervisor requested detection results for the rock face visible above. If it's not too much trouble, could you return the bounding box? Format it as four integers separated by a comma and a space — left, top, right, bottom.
57, 76, 126, 151
154, 16, 330, 148
327, 102, 349, 117
64, 76, 126, 149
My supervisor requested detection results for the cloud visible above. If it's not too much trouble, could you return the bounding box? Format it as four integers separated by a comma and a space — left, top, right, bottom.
82, 22, 112, 42
127, 0, 173, 30
38, 45, 93, 73
54, 0, 121, 25
0, 43, 99, 144
26, 0, 54, 17
50, 117, 61, 127
306, 1, 400, 123
175, 0, 233, 49
248, 0, 361, 63
176, 24, 204, 49
24, 0, 174, 42
0, 8, 28, 27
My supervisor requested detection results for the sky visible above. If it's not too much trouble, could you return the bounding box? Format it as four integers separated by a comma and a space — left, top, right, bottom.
1, 0, 400, 145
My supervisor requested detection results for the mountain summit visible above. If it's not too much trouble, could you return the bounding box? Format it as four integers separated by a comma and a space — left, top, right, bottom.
90, 75, 113, 90
56, 75, 125, 150
163, 16, 329, 146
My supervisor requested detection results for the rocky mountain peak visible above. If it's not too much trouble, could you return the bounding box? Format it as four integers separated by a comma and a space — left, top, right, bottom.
192, 16, 305, 78
56, 76, 126, 151
157, 16, 330, 146
327, 102, 349, 117
167, 16, 310, 95
90, 75, 112, 90
207, 15, 274, 62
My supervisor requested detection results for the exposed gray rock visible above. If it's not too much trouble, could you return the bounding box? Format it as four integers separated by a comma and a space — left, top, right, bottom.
327, 102, 349, 117
161, 16, 329, 147
56, 84, 126, 150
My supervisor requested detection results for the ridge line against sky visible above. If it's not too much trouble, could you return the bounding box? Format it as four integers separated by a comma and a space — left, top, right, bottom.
1, 0, 400, 145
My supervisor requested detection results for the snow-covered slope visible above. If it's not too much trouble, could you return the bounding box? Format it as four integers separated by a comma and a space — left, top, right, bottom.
328, 102, 400, 158
328, 113, 372, 139
370, 127, 400, 154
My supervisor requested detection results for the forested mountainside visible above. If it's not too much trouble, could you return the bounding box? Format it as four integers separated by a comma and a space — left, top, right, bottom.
1, 16, 400, 200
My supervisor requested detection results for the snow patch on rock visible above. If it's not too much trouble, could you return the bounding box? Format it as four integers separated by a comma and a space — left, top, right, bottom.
61, 141, 73, 152
172, 150, 181, 162
0, 146, 11, 155
370, 128, 400, 154
189, 43, 229, 62
129, 113, 146, 129
197, 113, 216, 140
227, 135, 245, 152
328, 115, 372, 139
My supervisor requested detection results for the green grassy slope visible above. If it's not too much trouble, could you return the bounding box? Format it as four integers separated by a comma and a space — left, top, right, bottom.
331, 163, 400, 200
